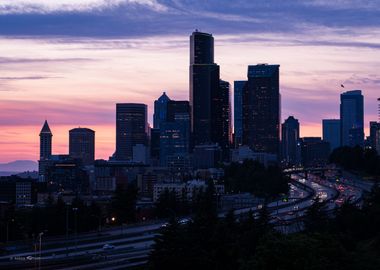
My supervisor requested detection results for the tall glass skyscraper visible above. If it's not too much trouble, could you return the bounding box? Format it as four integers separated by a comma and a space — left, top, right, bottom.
340, 90, 364, 147
234, 81, 246, 147
153, 92, 170, 129
243, 64, 280, 155
322, 119, 340, 151
159, 101, 191, 167
115, 103, 147, 161
190, 31, 220, 146
189, 31, 230, 159
281, 116, 299, 165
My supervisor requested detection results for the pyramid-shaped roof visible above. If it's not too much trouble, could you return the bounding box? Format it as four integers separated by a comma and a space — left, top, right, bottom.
157, 91, 170, 102
40, 120, 52, 135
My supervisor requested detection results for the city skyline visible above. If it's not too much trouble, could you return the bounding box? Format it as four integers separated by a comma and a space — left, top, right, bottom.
1, 1, 380, 162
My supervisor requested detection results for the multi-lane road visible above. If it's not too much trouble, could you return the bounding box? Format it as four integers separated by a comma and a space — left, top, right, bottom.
0, 168, 373, 269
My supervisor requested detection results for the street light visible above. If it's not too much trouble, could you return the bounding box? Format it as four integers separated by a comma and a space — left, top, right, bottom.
6, 218, 14, 243
72, 207, 78, 250
38, 232, 44, 270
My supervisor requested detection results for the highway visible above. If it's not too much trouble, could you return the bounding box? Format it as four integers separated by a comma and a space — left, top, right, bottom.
0, 168, 371, 269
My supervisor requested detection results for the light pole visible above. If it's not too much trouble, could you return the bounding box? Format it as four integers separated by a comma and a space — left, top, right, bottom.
6, 218, 14, 243
38, 232, 44, 270
72, 207, 78, 251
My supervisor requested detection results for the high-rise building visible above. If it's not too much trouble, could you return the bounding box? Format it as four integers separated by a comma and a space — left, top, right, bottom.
167, 100, 191, 122
215, 80, 231, 158
115, 103, 148, 161
159, 101, 191, 167
281, 116, 300, 165
153, 92, 170, 129
189, 31, 220, 146
39, 120, 52, 160
38, 120, 52, 180
69, 128, 95, 165
369, 121, 380, 150
189, 31, 230, 160
300, 137, 331, 167
150, 128, 160, 162
322, 119, 341, 152
340, 90, 364, 147
243, 64, 280, 155
234, 81, 246, 147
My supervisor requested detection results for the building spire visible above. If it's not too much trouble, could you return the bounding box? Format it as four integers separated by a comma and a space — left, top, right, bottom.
40, 120, 52, 135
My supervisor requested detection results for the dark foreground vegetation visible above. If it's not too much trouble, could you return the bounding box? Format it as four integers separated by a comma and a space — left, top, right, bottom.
223, 160, 290, 197
147, 186, 380, 270
0, 185, 138, 243
330, 146, 380, 176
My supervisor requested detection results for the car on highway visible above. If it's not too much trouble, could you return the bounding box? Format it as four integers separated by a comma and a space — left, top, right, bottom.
102, 244, 115, 250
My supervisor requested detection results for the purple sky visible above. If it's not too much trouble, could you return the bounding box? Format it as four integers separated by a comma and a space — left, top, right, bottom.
0, 0, 379, 162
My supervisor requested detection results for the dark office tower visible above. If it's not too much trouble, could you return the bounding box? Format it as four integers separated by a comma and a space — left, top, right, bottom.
150, 128, 160, 161
243, 64, 280, 155
234, 81, 246, 147
115, 103, 148, 161
369, 121, 380, 150
39, 120, 52, 160
281, 116, 300, 165
167, 100, 190, 122
190, 30, 214, 65
153, 92, 170, 129
69, 128, 95, 165
322, 119, 341, 151
189, 31, 220, 146
160, 100, 191, 167
214, 80, 231, 158
340, 90, 364, 147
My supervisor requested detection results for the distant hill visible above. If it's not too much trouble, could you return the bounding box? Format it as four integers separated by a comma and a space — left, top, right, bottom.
0, 160, 38, 173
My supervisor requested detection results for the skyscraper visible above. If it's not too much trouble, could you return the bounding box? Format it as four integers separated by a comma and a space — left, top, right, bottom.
216, 80, 231, 158
322, 119, 341, 151
190, 31, 220, 146
39, 120, 52, 160
243, 64, 280, 155
160, 101, 191, 167
281, 116, 300, 165
189, 31, 230, 159
234, 80, 246, 147
115, 103, 148, 161
340, 90, 364, 147
38, 120, 52, 181
69, 127, 95, 165
153, 92, 170, 129
369, 121, 380, 150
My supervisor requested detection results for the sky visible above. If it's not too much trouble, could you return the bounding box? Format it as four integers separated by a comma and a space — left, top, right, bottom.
0, 0, 379, 162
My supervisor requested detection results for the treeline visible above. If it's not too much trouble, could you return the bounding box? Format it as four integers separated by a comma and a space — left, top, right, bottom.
154, 179, 216, 219
0, 184, 138, 243
330, 146, 380, 176
147, 186, 380, 270
223, 160, 290, 198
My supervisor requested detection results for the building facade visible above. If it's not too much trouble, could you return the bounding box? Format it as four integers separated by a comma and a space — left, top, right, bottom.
340, 90, 364, 147
115, 103, 148, 161
281, 116, 300, 165
153, 92, 170, 129
322, 119, 341, 152
38, 120, 52, 180
69, 127, 95, 165
243, 64, 280, 156
234, 80, 246, 147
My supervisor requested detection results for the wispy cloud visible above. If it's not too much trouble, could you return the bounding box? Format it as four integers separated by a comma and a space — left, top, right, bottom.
0, 56, 94, 64
0, 0, 168, 14
0, 75, 59, 80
